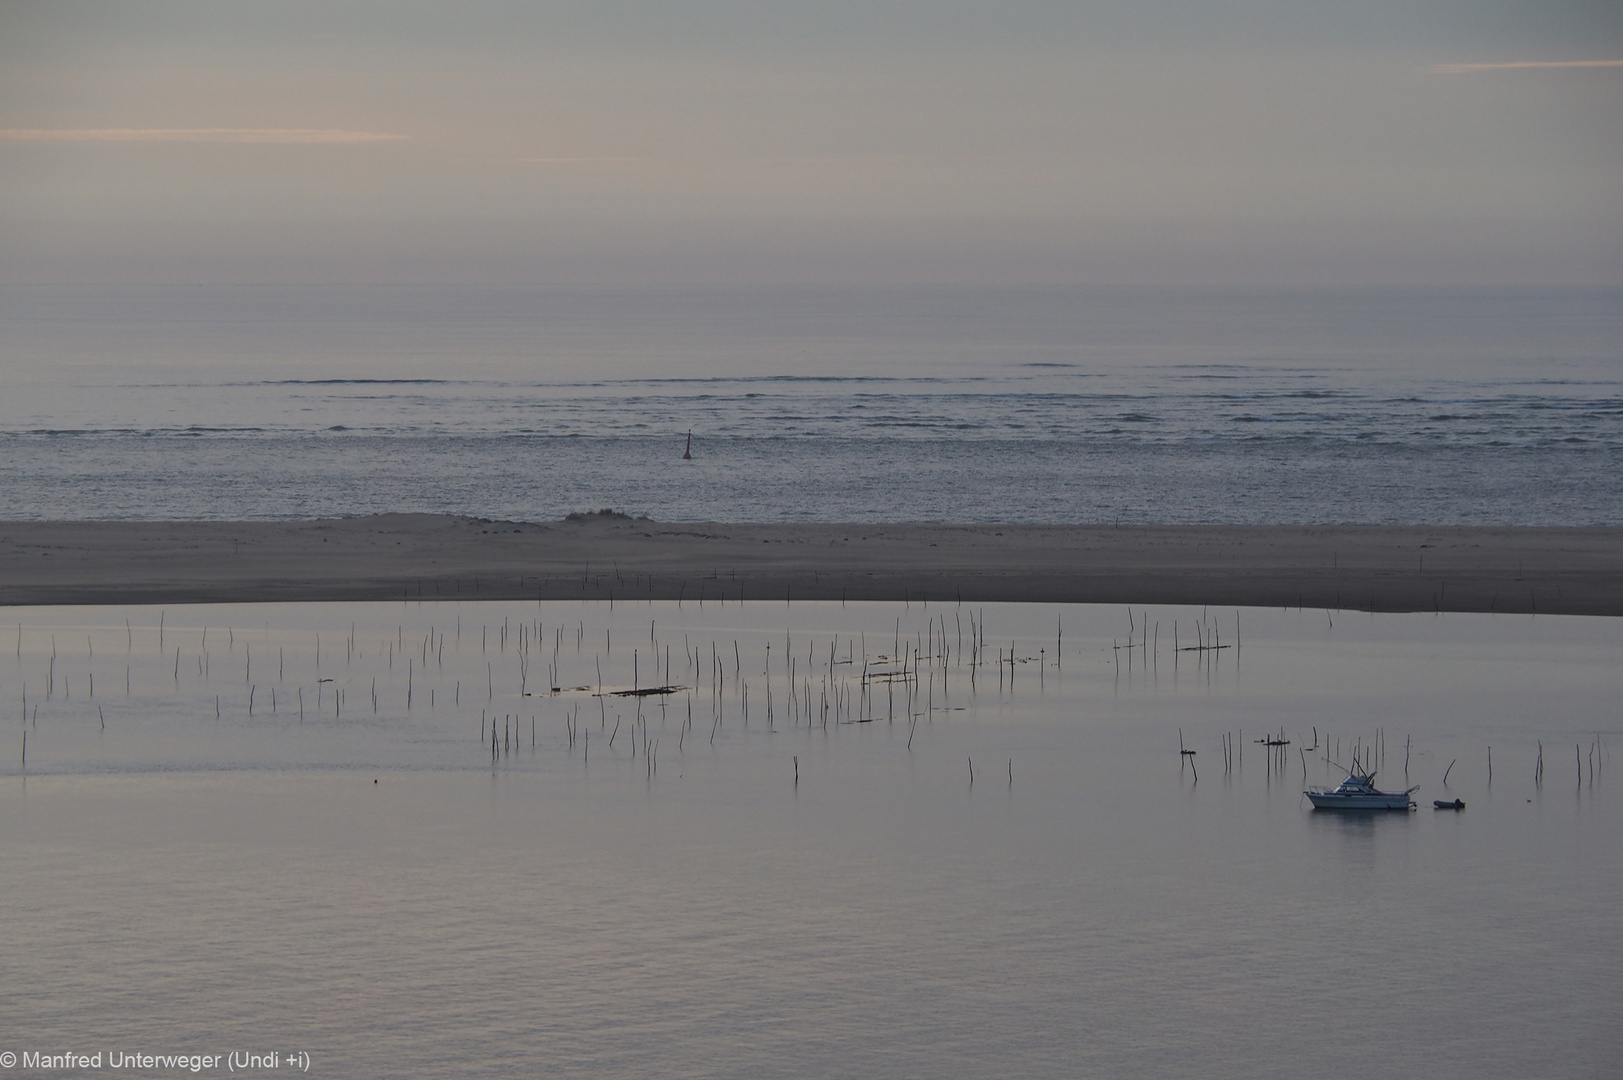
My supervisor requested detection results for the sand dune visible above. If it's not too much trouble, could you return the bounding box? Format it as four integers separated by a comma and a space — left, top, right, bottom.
2, 515, 1620, 615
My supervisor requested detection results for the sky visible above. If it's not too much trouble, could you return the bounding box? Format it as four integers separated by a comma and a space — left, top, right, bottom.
1, 0, 1619, 285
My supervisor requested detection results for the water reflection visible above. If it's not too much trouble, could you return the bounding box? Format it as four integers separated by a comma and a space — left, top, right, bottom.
1, 601, 1617, 1079
1306, 805, 1417, 865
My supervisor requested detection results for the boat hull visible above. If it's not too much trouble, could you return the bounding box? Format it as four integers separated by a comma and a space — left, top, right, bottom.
1306, 791, 1413, 810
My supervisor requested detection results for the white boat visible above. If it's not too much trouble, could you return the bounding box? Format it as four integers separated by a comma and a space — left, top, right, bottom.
1305, 770, 1417, 810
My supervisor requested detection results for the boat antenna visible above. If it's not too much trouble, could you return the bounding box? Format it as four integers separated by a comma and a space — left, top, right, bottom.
682, 430, 692, 460
1324, 757, 1369, 782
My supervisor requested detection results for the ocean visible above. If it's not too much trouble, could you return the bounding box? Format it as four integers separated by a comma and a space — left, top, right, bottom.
4, 286, 1621, 1078
2, 284, 1619, 524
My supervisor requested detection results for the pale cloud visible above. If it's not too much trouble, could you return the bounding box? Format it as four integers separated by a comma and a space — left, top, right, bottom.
0, 128, 407, 143
1427, 59, 1623, 73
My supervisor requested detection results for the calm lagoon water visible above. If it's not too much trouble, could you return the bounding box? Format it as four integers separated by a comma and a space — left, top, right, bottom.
1, 600, 1618, 1078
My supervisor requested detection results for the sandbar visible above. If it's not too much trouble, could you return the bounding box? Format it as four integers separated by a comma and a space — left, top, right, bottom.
2, 515, 1621, 616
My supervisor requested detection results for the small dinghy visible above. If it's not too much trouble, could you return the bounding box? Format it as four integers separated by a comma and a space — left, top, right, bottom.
1433, 799, 1465, 810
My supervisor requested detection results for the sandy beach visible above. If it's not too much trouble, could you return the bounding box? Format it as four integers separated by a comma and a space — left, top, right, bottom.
2, 515, 1620, 615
